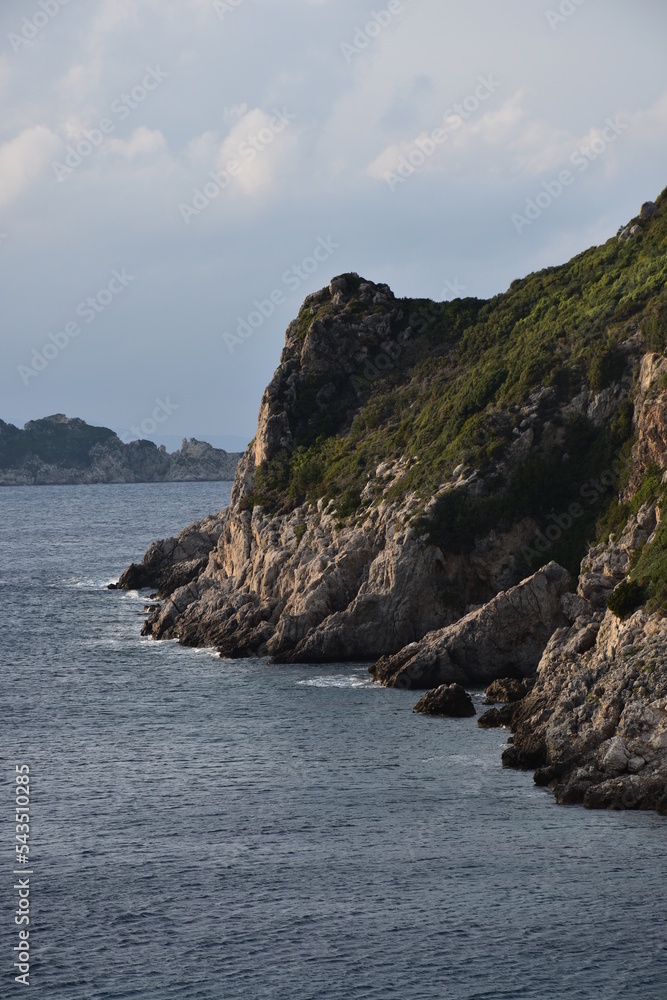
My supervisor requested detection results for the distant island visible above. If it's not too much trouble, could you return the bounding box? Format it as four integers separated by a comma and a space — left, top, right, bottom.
0, 414, 242, 485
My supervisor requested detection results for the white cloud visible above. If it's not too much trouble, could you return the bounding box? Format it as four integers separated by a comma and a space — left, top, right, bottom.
2, 0, 667, 442
217, 109, 298, 194
0, 126, 60, 207
108, 127, 167, 158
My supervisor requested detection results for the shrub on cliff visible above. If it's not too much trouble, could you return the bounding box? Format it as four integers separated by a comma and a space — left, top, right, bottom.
607, 579, 648, 619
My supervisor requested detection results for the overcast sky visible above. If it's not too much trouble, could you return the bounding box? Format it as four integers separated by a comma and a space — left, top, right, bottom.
1, 0, 666, 450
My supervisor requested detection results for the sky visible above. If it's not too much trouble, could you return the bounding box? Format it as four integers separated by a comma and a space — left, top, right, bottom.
1, 0, 666, 451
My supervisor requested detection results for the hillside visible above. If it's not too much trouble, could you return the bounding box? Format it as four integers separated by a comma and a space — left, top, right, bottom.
0, 414, 241, 485
115, 189, 667, 812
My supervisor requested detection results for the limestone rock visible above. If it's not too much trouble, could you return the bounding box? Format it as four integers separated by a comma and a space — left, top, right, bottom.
578, 501, 658, 607
484, 677, 534, 704
110, 513, 225, 594
504, 607, 667, 813
413, 683, 476, 717
370, 562, 571, 689
478, 704, 516, 729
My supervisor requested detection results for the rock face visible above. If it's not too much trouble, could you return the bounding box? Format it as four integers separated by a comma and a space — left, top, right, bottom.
484, 677, 534, 704
502, 344, 667, 812
110, 513, 226, 594
0, 415, 241, 485
369, 563, 571, 689
578, 502, 659, 608
413, 684, 476, 718
115, 193, 667, 813
504, 607, 667, 813
626, 353, 667, 493
130, 273, 578, 663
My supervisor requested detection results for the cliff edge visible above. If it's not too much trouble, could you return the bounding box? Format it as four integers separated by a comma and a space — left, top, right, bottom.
115, 190, 667, 812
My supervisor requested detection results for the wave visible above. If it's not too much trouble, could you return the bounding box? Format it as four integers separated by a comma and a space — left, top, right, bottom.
297, 674, 375, 689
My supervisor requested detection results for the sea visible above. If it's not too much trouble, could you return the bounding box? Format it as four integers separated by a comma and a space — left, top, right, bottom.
1, 482, 665, 999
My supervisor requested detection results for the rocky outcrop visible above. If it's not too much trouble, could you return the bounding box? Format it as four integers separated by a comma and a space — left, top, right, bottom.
110, 513, 226, 594
626, 353, 667, 494
369, 563, 572, 689
128, 273, 583, 664
503, 607, 667, 813
478, 704, 516, 729
413, 683, 476, 717
137, 495, 533, 659
0, 415, 241, 485
114, 192, 667, 812
578, 502, 659, 608
484, 677, 534, 704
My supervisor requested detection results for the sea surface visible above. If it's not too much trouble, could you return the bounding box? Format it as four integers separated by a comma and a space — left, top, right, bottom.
1, 482, 665, 999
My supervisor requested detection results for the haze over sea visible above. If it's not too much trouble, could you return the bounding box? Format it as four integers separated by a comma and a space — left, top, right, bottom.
2, 482, 665, 999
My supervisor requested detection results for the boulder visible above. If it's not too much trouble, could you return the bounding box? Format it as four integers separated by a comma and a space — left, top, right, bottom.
413, 683, 476, 718
640, 201, 658, 220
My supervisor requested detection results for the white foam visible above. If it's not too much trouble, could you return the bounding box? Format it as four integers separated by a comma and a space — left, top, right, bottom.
297, 674, 374, 689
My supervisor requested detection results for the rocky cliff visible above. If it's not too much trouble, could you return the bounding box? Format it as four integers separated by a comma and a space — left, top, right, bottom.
0, 415, 242, 485
115, 191, 667, 813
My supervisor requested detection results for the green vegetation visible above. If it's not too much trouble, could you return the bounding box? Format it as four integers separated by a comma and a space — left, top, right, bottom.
244, 189, 667, 588
602, 464, 667, 617
294, 523, 307, 546
626, 518, 667, 614
597, 465, 664, 542
0, 417, 117, 470
607, 579, 648, 619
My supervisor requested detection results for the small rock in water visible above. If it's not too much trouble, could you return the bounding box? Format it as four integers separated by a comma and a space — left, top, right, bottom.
413, 683, 476, 717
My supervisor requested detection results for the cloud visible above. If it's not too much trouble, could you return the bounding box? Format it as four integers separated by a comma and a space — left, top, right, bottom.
108, 126, 167, 158
0, 126, 60, 207
2, 0, 667, 444
365, 91, 527, 182
180, 109, 300, 198
215, 108, 299, 194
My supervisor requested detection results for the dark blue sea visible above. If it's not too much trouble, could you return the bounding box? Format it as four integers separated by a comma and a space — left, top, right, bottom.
1, 483, 665, 998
